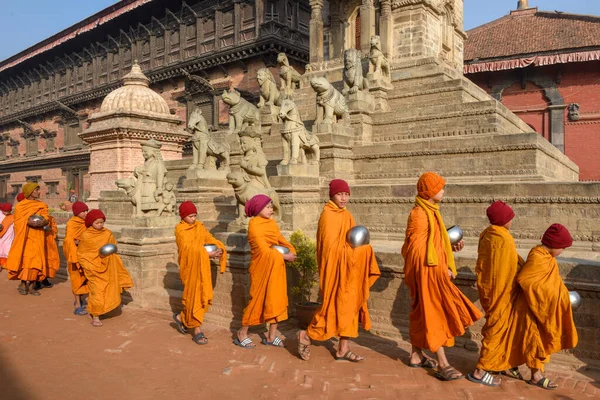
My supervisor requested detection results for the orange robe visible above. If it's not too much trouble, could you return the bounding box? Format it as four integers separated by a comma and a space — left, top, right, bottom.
175, 220, 227, 328
0, 214, 15, 267
43, 216, 60, 279
63, 216, 89, 295
509, 246, 578, 371
475, 225, 524, 371
77, 227, 134, 316
306, 201, 380, 340
6, 199, 50, 281
241, 217, 295, 326
401, 202, 482, 352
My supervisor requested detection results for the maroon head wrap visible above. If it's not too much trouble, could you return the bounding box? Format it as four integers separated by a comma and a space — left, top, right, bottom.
245, 194, 272, 217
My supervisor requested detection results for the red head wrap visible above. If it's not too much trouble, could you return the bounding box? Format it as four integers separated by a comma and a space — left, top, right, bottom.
244, 194, 272, 217
329, 179, 350, 198
542, 223, 573, 249
486, 201, 515, 226
417, 172, 445, 199
72, 201, 89, 216
179, 201, 198, 219
16, 193, 25, 202
0, 203, 12, 212
85, 209, 106, 228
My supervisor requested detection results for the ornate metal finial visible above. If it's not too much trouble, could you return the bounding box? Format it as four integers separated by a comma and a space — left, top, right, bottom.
517, 0, 529, 10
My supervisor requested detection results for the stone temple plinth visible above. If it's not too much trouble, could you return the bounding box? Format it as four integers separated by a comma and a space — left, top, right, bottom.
80, 62, 190, 206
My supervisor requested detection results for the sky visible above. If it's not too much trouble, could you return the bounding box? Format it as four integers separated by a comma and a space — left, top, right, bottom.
1, 0, 600, 61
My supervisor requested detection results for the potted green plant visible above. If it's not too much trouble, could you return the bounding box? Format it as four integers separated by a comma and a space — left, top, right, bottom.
289, 230, 320, 328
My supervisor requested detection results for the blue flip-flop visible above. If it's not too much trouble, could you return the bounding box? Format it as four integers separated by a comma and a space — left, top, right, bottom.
466, 372, 499, 387
233, 337, 255, 348
261, 336, 285, 347
172, 313, 188, 334
73, 306, 88, 316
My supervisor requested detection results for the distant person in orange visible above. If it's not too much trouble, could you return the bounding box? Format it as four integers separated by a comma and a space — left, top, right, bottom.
77, 210, 134, 327
173, 201, 227, 345
34, 213, 60, 291
236, 194, 296, 348
468, 201, 524, 387
511, 224, 578, 390
297, 179, 380, 362
0, 203, 16, 272
63, 201, 90, 316
401, 172, 482, 380
6, 182, 51, 296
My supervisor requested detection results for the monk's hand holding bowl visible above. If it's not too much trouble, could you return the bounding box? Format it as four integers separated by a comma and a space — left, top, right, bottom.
452, 239, 464, 252
282, 252, 297, 263
447, 269, 456, 280
208, 249, 223, 259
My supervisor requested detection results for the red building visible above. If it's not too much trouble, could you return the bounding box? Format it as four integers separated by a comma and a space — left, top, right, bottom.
464, 2, 600, 181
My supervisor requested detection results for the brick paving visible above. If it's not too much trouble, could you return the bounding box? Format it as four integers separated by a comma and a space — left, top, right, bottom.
0, 275, 598, 400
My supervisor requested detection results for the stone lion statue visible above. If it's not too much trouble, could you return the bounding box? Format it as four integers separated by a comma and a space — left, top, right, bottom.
257, 67, 281, 109
310, 76, 349, 124
226, 171, 281, 223
278, 99, 320, 165
369, 35, 390, 78
277, 53, 301, 94
343, 48, 368, 95
221, 89, 260, 134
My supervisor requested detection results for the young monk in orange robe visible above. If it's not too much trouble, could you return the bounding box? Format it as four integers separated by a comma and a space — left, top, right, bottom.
63, 201, 90, 316
77, 209, 134, 327
402, 172, 482, 380
298, 179, 381, 362
6, 182, 51, 296
235, 194, 296, 348
33, 214, 60, 291
0, 203, 16, 271
508, 224, 578, 390
173, 201, 227, 345
468, 201, 524, 387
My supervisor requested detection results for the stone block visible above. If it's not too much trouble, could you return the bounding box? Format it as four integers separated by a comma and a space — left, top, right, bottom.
276, 163, 319, 177
346, 90, 375, 113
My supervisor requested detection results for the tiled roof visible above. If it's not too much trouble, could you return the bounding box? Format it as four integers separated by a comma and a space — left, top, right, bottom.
465, 8, 600, 62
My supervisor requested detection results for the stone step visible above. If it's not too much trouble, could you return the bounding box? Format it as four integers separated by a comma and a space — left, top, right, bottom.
351, 132, 579, 183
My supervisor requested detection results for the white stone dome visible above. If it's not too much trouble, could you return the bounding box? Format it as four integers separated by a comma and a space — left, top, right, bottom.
100, 62, 170, 115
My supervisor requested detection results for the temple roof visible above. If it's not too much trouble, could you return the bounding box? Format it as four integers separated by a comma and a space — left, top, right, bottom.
465, 7, 600, 61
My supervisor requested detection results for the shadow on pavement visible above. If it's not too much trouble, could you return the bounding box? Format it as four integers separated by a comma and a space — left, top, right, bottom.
0, 350, 35, 400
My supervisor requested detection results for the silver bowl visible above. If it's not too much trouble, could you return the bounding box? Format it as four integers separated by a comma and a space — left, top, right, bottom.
0, 223, 3, 232
447, 225, 464, 245
43, 225, 52, 232
204, 244, 218, 253
27, 214, 47, 228
99, 243, 118, 257
569, 291, 582, 311
347, 226, 370, 248
272, 245, 290, 254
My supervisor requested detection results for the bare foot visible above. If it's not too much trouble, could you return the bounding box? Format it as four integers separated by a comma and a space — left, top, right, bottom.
91, 317, 103, 327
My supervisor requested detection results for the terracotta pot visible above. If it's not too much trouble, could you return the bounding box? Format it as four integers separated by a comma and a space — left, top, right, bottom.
295, 302, 320, 329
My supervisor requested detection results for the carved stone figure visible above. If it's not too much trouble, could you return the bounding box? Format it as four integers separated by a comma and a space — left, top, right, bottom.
156, 181, 176, 215
568, 103, 580, 121
278, 99, 320, 165
187, 105, 230, 171
343, 48, 368, 95
116, 139, 168, 217
257, 68, 281, 109
221, 88, 260, 134
226, 171, 281, 223
310, 76, 349, 124
277, 53, 301, 94
238, 128, 270, 189
369, 35, 390, 78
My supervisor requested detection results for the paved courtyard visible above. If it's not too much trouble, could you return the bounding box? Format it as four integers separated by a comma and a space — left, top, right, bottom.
0, 274, 598, 400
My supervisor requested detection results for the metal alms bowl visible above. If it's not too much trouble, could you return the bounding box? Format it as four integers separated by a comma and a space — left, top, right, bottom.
0, 223, 3, 231
27, 214, 47, 228
99, 243, 118, 257
569, 290, 582, 311
272, 245, 290, 254
447, 225, 464, 245
204, 244, 218, 253
347, 225, 370, 248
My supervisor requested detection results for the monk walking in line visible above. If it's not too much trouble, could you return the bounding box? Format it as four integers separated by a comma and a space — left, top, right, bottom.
510, 223, 578, 390
401, 172, 482, 380
6, 182, 51, 295
468, 201, 524, 387
173, 201, 227, 345
0, 203, 16, 272
77, 210, 134, 327
63, 201, 90, 315
236, 194, 296, 348
297, 179, 380, 362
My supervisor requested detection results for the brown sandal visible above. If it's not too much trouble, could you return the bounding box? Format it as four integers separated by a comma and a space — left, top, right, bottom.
297, 331, 311, 361
335, 350, 364, 362
435, 366, 464, 381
